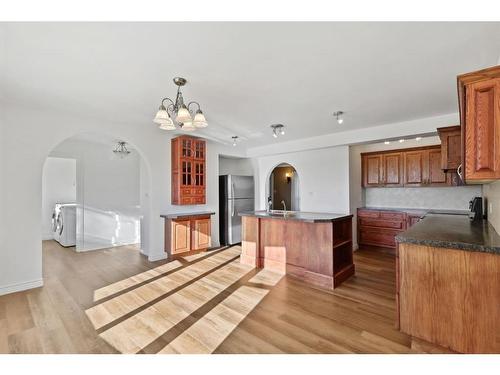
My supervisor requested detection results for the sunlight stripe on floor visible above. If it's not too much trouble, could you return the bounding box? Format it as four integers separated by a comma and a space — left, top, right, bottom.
248, 269, 284, 286
93, 260, 183, 302
85, 247, 241, 329
158, 285, 268, 354
98, 259, 254, 353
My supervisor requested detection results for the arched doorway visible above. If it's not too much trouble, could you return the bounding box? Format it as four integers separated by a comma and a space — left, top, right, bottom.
41, 132, 152, 256
267, 163, 299, 211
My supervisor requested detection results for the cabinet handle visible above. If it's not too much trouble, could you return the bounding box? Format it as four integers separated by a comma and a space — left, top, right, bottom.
457, 163, 463, 181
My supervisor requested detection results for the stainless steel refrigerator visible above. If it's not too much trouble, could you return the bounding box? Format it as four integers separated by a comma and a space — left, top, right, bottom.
219, 175, 254, 245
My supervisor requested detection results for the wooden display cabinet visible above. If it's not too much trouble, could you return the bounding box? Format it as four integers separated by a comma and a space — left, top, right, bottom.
171, 135, 206, 205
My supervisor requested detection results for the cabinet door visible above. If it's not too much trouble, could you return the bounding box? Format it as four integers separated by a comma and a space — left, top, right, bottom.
427, 149, 448, 186
383, 152, 404, 187
171, 220, 191, 254
362, 155, 383, 187
181, 138, 193, 158
465, 78, 500, 181
192, 218, 211, 250
404, 151, 425, 186
181, 160, 192, 187
193, 140, 205, 160
437, 126, 462, 171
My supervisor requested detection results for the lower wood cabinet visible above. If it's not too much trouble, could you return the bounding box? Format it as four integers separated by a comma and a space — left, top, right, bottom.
163, 213, 213, 256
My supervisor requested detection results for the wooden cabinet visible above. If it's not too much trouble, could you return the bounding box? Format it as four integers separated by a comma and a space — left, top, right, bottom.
362, 152, 403, 187
437, 125, 461, 171
362, 146, 449, 188
357, 209, 408, 249
407, 214, 423, 227
163, 213, 213, 255
171, 136, 206, 205
458, 66, 500, 183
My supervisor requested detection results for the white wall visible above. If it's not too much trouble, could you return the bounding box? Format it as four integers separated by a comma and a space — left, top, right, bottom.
0, 103, 247, 295
254, 146, 350, 214
218, 156, 254, 176
41, 157, 77, 240
483, 181, 500, 234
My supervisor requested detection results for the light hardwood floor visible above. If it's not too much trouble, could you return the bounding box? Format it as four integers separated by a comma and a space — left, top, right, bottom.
0, 240, 452, 354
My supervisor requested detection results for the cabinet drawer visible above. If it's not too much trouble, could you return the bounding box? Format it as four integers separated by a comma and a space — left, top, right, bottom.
359, 227, 402, 248
181, 197, 193, 204
357, 209, 380, 218
193, 196, 205, 204
181, 188, 192, 195
380, 212, 406, 221
359, 218, 405, 230
194, 188, 204, 195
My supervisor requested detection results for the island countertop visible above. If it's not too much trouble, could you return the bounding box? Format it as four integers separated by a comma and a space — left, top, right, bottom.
395, 214, 500, 255
160, 211, 215, 219
239, 210, 353, 223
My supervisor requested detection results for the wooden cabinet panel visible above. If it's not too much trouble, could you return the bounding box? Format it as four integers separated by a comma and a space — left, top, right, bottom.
172, 136, 206, 205
404, 150, 425, 186
383, 152, 404, 187
359, 227, 401, 248
171, 219, 191, 254
464, 78, 500, 182
437, 125, 462, 171
407, 214, 422, 227
427, 148, 448, 185
357, 208, 408, 249
362, 155, 383, 187
192, 218, 211, 250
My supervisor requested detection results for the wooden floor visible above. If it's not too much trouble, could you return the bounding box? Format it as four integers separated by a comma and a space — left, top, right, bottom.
0, 241, 451, 354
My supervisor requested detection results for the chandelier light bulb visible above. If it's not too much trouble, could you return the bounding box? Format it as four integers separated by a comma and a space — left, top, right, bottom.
181, 122, 196, 131
153, 105, 171, 125
193, 110, 208, 128
175, 105, 192, 124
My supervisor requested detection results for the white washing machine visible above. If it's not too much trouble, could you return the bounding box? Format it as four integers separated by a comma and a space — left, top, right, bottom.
52, 203, 77, 247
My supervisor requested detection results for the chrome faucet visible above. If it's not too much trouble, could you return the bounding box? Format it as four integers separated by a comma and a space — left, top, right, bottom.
281, 200, 287, 211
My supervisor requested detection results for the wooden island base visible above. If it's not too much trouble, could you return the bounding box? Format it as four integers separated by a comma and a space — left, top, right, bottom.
240, 214, 355, 290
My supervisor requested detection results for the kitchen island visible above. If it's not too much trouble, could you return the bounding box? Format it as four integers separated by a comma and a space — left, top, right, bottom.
396, 214, 500, 353
240, 210, 355, 290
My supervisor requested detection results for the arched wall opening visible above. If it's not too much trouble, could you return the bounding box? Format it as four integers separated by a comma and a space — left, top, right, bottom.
41, 131, 153, 264
266, 162, 300, 211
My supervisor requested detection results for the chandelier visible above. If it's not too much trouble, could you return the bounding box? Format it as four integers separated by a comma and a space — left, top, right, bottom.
153, 77, 208, 131
113, 141, 131, 159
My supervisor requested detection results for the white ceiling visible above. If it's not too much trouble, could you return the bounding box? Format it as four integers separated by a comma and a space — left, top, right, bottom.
2, 22, 500, 148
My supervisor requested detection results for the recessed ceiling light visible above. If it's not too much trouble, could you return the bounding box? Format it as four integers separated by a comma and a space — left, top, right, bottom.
384, 141, 390, 145
399, 139, 405, 143
415, 137, 422, 141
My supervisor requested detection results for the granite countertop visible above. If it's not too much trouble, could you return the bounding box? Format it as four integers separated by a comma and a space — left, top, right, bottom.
239, 210, 353, 223
160, 211, 215, 219
396, 214, 500, 255
362, 206, 469, 216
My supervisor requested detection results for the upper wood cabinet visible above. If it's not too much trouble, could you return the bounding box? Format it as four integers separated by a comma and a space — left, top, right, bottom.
362, 153, 403, 187
362, 146, 449, 188
458, 66, 500, 183
171, 136, 206, 205
437, 125, 461, 171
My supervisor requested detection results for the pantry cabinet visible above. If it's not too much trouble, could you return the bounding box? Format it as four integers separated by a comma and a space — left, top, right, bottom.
171, 136, 206, 205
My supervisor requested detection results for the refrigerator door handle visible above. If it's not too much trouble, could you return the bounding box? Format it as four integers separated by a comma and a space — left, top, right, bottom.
231, 182, 235, 201
231, 198, 235, 217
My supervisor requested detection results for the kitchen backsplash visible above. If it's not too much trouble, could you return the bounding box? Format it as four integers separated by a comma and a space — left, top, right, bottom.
365, 186, 482, 210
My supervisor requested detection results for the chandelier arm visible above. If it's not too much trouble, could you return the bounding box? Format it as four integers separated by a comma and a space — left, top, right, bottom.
187, 101, 201, 113
166, 103, 175, 117
161, 97, 175, 107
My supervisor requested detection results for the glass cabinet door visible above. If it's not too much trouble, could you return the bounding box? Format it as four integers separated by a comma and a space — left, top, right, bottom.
194, 140, 205, 160
181, 160, 192, 186
194, 162, 204, 187
182, 139, 192, 158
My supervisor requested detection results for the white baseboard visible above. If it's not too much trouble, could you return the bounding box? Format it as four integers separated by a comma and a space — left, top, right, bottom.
0, 278, 44, 296
42, 233, 53, 241
353, 243, 359, 251
148, 252, 167, 262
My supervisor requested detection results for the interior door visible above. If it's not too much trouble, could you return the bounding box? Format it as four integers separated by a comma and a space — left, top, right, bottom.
228, 198, 254, 244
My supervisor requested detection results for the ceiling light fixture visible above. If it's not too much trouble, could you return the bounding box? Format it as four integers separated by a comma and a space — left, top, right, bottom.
333, 111, 344, 124
271, 124, 285, 138
153, 77, 208, 131
415, 137, 422, 141
113, 141, 131, 159
399, 139, 405, 143
384, 141, 390, 145
231, 136, 239, 147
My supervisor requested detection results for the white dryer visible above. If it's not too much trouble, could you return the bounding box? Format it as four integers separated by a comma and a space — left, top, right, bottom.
52, 203, 77, 247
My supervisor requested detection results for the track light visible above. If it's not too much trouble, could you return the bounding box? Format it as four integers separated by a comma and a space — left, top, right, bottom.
384, 141, 390, 145
231, 136, 238, 147
399, 139, 405, 143
415, 137, 422, 141
270, 124, 285, 138
333, 111, 344, 124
